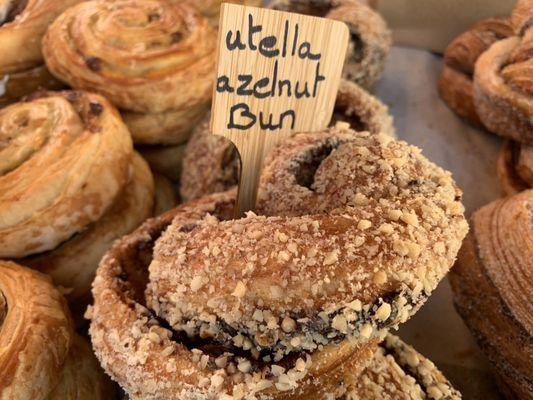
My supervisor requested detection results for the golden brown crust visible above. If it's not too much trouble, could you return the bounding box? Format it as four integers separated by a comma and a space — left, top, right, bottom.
345, 335, 461, 400
497, 140, 533, 196
46, 335, 117, 400
180, 80, 395, 202
450, 190, 533, 399
156, 129, 467, 358
138, 143, 187, 182
473, 1, 533, 143
269, 0, 391, 89
90, 190, 380, 399
0, 64, 65, 108
42, 0, 216, 115
0, 261, 73, 400
185, 0, 264, 26
0, 0, 83, 75
0, 90, 133, 258
438, 17, 513, 128
22, 152, 154, 323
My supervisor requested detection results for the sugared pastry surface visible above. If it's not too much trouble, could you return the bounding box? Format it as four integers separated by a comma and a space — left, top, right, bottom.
90, 128, 467, 399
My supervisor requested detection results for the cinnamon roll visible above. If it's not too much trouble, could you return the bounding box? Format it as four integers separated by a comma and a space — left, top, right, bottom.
474, 0, 533, 144
450, 190, 533, 399
43, 0, 217, 145
0, 261, 115, 399
497, 141, 533, 196
270, 0, 391, 89
0, 0, 81, 105
23, 152, 154, 322
180, 80, 395, 202
438, 18, 513, 127
0, 91, 133, 259
90, 128, 467, 399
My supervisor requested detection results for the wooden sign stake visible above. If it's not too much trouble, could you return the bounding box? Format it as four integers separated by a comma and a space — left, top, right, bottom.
210, 3, 349, 216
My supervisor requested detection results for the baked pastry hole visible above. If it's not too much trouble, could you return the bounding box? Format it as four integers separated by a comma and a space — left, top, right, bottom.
294, 142, 337, 190
348, 32, 365, 64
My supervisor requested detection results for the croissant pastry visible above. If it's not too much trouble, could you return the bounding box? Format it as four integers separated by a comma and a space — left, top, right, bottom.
90, 128, 467, 399
0, 0, 81, 105
0, 261, 112, 399
42, 0, 216, 146
180, 80, 395, 202
450, 190, 533, 400
269, 0, 391, 89
0, 90, 132, 259
497, 140, 533, 196
473, 0, 533, 143
438, 18, 513, 127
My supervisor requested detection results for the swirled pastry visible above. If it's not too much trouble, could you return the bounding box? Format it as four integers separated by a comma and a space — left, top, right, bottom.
497, 141, 533, 195
180, 80, 394, 202
270, 0, 391, 89
450, 190, 533, 399
473, 0, 533, 143
438, 18, 513, 127
43, 0, 217, 145
23, 152, 154, 322
0, 260, 72, 399
90, 128, 467, 399
0, 261, 116, 399
0, 0, 81, 105
0, 91, 132, 259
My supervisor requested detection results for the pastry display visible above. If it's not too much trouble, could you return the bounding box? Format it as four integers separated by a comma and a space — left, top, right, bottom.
497, 141, 533, 195
0, 91, 156, 322
42, 0, 217, 146
0, 0, 81, 106
180, 80, 395, 202
438, 18, 513, 127
450, 190, 533, 400
89, 128, 468, 398
0, 261, 112, 399
439, 0, 533, 144
270, 0, 392, 89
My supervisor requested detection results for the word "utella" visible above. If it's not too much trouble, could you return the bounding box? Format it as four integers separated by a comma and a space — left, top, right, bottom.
218, 14, 326, 131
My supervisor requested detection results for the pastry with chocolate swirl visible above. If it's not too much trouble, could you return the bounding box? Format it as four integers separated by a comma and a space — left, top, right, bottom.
180, 80, 394, 202
270, 0, 391, 89
90, 127, 467, 399
0, 91, 156, 323
42, 0, 216, 146
0, 261, 113, 399
451, 190, 533, 399
0, 0, 81, 106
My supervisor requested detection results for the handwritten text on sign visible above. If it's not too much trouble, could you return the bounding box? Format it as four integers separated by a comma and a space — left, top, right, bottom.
210, 4, 349, 136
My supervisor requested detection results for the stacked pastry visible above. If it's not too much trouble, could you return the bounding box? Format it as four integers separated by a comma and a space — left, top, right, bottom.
0, 91, 173, 323
439, 0, 533, 195
270, 0, 392, 89
0, 0, 83, 106
89, 127, 468, 398
40, 0, 217, 184
0, 260, 113, 399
